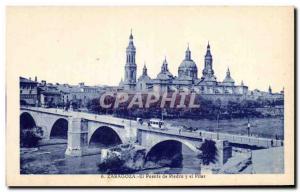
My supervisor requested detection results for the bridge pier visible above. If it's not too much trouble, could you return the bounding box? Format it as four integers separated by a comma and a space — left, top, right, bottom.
215, 140, 232, 165
123, 120, 138, 143
38, 124, 51, 140
65, 117, 88, 157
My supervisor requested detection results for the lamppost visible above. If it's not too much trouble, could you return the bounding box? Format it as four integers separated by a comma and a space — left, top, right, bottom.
247, 117, 251, 137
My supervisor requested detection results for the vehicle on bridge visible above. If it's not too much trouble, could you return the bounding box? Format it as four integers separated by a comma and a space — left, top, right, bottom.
182, 125, 198, 132
148, 118, 166, 130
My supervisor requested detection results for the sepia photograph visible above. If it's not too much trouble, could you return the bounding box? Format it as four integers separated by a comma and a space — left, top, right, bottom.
6, 6, 295, 186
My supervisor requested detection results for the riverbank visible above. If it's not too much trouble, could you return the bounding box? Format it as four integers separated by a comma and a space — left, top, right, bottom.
165, 117, 283, 139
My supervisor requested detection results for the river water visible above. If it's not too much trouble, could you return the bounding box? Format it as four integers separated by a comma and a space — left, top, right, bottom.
21, 144, 200, 174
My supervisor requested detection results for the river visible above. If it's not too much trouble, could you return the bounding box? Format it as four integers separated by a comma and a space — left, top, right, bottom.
20, 143, 200, 174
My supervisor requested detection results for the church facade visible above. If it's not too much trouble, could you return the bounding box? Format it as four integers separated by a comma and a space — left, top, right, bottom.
120, 32, 252, 97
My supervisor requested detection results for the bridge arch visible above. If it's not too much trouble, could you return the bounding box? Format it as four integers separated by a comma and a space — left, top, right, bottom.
145, 139, 199, 167
50, 118, 68, 139
20, 112, 36, 130
147, 139, 198, 154
89, 126, 123, 148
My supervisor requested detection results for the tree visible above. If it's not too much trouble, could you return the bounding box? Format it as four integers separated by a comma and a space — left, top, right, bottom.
198, 139, 218, 165
20, 126, 43, 147
87, 98, 101, 113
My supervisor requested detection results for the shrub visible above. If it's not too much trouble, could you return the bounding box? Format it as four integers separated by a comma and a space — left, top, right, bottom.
20, 127, 43, 147
198, 139, 218, 165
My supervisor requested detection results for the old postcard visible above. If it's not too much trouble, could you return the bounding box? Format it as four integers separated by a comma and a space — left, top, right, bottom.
6, 6, 294, 186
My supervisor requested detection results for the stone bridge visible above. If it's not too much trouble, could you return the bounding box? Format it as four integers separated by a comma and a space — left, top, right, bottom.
20, 106, 282, 165
20, 106, 137, 156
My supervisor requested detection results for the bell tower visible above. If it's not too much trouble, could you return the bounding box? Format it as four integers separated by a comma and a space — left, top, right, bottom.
201, 42, 216, 82
124, 30, 137, 90
202, 42, 214, 76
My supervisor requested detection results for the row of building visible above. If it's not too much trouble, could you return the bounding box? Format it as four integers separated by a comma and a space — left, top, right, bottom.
20, 77, 105, 108
120, 31, 284, 101
20, 74, 283, 109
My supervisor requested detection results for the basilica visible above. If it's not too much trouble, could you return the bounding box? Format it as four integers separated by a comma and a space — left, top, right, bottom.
120, 31, 249, 96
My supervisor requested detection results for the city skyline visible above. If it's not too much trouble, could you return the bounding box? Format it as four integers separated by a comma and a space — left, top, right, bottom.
7, 6, 293, 184
8, 7, 293, 92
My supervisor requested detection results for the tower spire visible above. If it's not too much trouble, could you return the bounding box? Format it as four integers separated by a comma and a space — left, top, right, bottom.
226, 67, 230, 77
204, 41, 213, 66
206, 41, 211, 57
143, 62, 147, 76
126, 30, 136, 63
202, 41, 215, 81
124, 30, 137, 90
185, 43, 191, 60
129, 28, 133, 39
162, 57, 168, 72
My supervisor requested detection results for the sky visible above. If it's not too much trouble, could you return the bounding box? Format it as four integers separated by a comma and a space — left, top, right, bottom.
7, 6, 293, 92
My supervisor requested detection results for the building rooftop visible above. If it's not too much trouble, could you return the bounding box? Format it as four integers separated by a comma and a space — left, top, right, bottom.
20, 77, 38, 84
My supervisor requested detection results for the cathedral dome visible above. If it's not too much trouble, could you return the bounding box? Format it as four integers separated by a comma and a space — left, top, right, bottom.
138, 75, 151, 82
223, 68, 235, 84
138, 64, 151, 82
156, 58, 174, 80
179, 60, 197, 69
178, 45, 198, 79
223, 76, 235, 83
119, 78, 124, 87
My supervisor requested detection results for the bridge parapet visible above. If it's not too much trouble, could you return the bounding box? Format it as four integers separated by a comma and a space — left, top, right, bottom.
21, 106, 71, 118
137, 124, 282, 149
